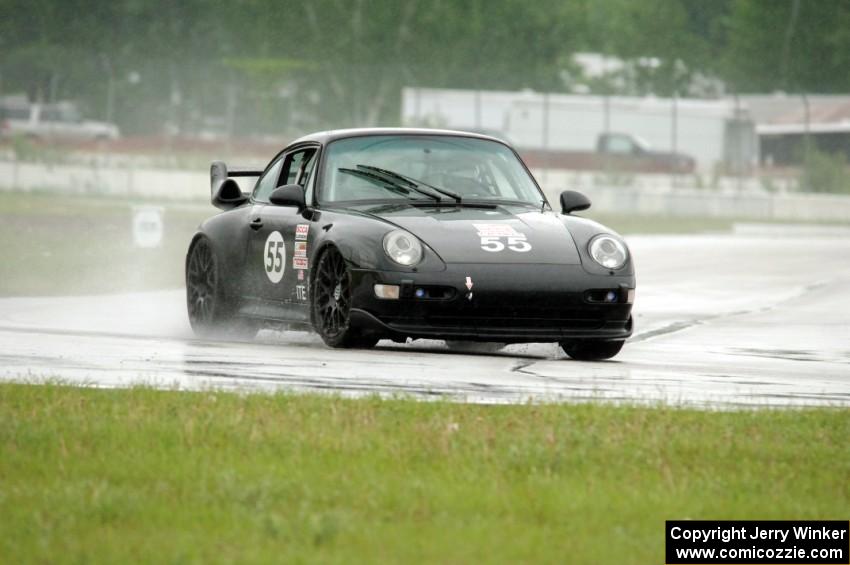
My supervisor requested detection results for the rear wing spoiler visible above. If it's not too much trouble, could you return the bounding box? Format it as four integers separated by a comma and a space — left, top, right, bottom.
210, 160, 263, 209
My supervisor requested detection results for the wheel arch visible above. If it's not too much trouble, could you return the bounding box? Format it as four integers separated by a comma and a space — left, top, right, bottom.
310, 234, 363, 271
186, 228, 247, 304
185, 232, 208, 282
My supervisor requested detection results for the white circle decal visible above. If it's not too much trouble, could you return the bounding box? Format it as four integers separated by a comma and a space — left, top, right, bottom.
263, 231, 286, 283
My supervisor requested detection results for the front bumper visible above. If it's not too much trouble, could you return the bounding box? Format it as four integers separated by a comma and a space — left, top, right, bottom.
349, 264, 634, 343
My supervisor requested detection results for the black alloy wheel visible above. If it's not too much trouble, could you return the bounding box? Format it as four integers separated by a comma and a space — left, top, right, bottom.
186, 237, 258, 340
186, 238, 219, 335
312, 247, 377, 348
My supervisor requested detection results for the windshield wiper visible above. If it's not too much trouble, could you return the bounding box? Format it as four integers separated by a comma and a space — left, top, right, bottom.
337, 167, 439, 201
356, 164, 463, 204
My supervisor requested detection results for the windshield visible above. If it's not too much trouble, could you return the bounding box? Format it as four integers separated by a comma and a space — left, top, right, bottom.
319, 135, 544, 206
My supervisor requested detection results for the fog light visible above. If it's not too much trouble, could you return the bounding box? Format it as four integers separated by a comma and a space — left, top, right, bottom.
374, 284, 400, 299
415, 288, 426, 298
605, 291, 618, 303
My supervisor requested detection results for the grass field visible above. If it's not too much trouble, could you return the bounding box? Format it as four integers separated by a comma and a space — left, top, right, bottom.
0, 190, 842, 296
0, 192, 208, 296
1, 383, 847, 563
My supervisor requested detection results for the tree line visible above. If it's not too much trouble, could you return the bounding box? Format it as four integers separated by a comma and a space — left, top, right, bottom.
1, 0, 848, 135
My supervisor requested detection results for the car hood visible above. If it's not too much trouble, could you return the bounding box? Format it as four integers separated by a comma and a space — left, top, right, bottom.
346, 203, 581, 264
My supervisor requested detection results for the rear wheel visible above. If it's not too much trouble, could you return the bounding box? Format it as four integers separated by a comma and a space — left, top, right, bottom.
560, 339, 624, 361
186, 237, 257, 340
311, 246, 378, 348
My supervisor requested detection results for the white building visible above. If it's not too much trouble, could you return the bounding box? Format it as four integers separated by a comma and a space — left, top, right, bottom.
401, 87, 757, 174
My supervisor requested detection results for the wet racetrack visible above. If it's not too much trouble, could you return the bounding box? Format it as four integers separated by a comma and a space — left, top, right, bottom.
1, 232, 849, 407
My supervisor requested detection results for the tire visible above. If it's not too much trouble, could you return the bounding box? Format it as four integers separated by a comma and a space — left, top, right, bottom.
560, 339, 625, 361
186, 237, 255, 340
311, 246, 378, 349
445, 340, 506, 354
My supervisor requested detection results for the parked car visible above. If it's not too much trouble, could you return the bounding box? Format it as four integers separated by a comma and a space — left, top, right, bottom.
0, 102, 120, 141
186, 128, 635, 361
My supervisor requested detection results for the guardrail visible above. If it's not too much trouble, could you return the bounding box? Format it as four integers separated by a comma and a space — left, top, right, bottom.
1, 158, 849, 222
535, 170, 850, 222
0, 159, 208, 201
539, 184, 850, 222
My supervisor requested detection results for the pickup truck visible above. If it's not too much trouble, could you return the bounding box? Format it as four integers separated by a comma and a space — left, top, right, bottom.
520, 132, 696, 174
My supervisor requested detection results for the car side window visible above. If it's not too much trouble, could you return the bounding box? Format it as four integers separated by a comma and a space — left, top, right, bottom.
252, 157, 285, 203
299, 150, 318, 187
253, 147, 318, 203
280, 148, 317, 187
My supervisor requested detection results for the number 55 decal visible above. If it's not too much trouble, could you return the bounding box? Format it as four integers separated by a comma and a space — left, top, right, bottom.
507, 235, 532, 252
480, 235, 532, 253
264, 231, 286, 283
480, 236, 505, 252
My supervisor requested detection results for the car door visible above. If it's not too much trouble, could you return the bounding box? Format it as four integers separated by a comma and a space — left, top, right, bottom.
240, 154, 285, 309
247, 145, 319, 322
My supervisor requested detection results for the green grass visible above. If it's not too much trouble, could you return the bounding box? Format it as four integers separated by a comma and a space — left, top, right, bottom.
587, 213, 737, 234
0, 193, 723, 297
1, 384, 847, 563
0, 191, 208, 296
0, 190, 845, 296
587, 213, 848, 234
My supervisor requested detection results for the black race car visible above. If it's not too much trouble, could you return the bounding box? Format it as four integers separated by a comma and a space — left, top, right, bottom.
186, 128, 635, 360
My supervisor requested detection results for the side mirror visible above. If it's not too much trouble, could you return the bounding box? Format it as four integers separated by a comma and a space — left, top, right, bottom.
212, 178, 249, 210
269, 184, 306, 209
559, 190, 591, 214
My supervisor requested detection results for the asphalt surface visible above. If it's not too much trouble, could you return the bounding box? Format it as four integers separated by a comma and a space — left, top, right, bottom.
1, 232, 849, 407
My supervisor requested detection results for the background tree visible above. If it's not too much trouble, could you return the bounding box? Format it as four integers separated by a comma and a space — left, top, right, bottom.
721, 0, 850, 93
2, 0, 849, 136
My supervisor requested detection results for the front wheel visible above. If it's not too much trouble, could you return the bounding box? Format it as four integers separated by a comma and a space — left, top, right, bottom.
560, 339, 624, 361
311, 246, 378, 349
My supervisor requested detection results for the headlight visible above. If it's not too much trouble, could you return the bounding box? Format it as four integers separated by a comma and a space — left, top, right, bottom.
383, 229, 423, 266
588, 234, 628, 269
